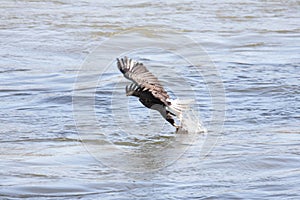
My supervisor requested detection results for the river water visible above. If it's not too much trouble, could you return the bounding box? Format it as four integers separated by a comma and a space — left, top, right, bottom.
1, 0, 299, 199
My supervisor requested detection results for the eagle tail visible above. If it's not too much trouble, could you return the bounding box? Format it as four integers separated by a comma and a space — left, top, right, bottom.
167, 99, 194, 122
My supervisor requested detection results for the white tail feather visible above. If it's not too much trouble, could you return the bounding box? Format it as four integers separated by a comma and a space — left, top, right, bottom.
167, 99, 194, 122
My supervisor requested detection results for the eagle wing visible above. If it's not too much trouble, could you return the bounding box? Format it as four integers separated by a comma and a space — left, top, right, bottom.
125, 83, 142, 97
117, 57, 170, 106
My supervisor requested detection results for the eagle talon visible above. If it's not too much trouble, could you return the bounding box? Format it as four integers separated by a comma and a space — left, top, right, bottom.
175, 125, 181, 133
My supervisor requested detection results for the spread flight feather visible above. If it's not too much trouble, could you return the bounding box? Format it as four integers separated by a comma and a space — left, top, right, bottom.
117, 56, 190, 131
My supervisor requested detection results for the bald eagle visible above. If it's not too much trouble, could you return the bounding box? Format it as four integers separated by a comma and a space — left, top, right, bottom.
117, 57, 187, 131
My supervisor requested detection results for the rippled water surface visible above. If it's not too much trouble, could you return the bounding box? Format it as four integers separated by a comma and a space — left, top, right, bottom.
1, 0, 299, 199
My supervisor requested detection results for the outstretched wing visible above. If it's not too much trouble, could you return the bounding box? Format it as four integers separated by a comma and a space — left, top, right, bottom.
117, 57, 163, 90
117, 57, 170, 105
125, 83, 142, 97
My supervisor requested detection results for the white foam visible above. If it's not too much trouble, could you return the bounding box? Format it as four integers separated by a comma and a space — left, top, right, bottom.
179, 108, 207, 134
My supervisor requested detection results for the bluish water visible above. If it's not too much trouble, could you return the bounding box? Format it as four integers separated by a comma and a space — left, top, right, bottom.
1, 0, 299, 199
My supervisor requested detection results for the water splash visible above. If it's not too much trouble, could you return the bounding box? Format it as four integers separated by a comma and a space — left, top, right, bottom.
177, 103, 207, 135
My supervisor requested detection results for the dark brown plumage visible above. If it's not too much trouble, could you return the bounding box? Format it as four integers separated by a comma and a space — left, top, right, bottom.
117, 56, 182, 130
